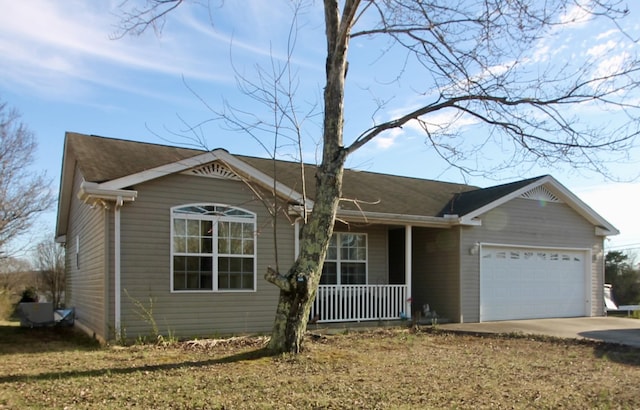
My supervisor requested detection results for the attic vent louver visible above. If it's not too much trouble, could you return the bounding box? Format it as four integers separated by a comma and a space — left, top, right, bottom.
184, 162, 240, 180
520, 185, 561, 203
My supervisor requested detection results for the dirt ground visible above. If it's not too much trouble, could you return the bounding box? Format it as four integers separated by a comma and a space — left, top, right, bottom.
1, 324, 639, 409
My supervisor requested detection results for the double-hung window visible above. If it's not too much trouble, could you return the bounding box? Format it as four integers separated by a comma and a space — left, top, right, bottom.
320, 233, 367, 285
171, 204, 256, 292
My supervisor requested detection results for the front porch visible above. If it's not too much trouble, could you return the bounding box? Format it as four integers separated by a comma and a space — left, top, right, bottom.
302, 222, 457, 325
310, 284, 409, 323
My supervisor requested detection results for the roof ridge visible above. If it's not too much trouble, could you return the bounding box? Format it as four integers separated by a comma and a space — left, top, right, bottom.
66, 131, 210, 152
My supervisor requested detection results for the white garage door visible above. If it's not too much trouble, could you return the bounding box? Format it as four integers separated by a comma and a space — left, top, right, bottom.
480, 245, 589, 321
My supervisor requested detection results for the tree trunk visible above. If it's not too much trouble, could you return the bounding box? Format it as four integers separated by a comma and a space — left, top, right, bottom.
267, 154, 347, 352
266, 0, 355, 353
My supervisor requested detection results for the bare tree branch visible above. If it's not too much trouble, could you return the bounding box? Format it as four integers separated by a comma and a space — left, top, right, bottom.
0, 101, 54, 255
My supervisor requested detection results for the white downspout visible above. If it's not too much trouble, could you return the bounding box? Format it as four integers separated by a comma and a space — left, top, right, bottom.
114, 196, 123, 336
405, 225, 412, 319
294, 219, 300, 259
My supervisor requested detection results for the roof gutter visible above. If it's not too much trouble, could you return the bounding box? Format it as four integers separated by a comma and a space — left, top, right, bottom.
78, 181, 138, 204
335, 209, 461, 228
288, 205, 479, 228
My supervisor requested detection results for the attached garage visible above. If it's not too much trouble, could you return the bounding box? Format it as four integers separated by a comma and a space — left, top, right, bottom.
479, 245, 590, 322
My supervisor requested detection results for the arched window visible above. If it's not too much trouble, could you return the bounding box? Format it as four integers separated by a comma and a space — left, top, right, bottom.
171, 204, 256, 292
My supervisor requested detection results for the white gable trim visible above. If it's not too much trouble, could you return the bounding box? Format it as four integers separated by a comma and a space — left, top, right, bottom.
458, 176, 619, 236
97, 149, 312, 207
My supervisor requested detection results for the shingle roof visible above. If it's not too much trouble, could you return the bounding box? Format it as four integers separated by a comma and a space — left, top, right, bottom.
239, 156, 476, 216
66, 132, 202, 183
437, 176, 548, 217
65, 132, 535, 218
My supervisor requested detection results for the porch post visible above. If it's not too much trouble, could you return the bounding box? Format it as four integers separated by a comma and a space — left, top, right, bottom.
405, 225, 412, 319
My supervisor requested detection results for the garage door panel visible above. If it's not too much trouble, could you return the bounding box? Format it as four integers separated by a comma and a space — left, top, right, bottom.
480, 246, 588, 321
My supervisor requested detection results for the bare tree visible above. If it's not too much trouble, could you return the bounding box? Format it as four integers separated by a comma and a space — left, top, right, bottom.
0, 257, 33, 319
0, 101, 54, 256
33, 237, 65, 309
117, 0, 640, 353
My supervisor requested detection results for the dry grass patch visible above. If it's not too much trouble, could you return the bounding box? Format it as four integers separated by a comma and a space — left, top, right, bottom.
0, 325, 639, 409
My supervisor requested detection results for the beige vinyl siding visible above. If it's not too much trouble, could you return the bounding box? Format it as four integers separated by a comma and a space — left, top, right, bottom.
411, 227, 460, 321
460, 198, 604, 323
65, 167, 108, 340
117, 173, 293, 339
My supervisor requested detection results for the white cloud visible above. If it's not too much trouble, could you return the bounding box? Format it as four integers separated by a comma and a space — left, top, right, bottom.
593, 52, 630, 83
0, 1, 234, 98
587, 40, 618, 58
596, 29, 621, 40
374, 128, 402, 149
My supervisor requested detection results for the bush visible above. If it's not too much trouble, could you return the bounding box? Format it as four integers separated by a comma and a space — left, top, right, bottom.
605, 251, 640, 305
0, 292, 15, 320
18, 287, 38, 303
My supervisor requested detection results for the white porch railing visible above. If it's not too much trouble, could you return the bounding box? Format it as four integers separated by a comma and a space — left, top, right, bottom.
310, 284, 408, 323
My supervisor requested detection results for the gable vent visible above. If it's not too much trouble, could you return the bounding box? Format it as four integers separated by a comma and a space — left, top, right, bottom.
520, 185, 561, 203
184, 162, 240, 180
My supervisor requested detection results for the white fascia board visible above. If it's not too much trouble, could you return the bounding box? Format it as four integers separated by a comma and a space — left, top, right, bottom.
460, 175, 619, 236
457, 216, 483, 226
335, 209, 456, 228
98, 149, 311, 207
78, 181, 138, 203
460, 176, 553, 223
214, 150, 312, 207
544, 179, 619, 236
99, 151, 222, 190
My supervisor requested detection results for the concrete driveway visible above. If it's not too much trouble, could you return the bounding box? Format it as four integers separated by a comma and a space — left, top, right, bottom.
440, 317, 640, 348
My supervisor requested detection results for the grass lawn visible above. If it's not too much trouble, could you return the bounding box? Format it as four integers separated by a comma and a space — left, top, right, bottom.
1, 322, 639, 409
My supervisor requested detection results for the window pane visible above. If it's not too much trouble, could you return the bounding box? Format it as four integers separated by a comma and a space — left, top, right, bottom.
173, 219, 186, 235
173, 256, 213, 291
174, 256, 186, 271
321, 262, 338, 285
202, 220, 213, 237
230, 222, 242, 238
229, 257, 242, 272
326, 235, 337, 260
229, 273, 241, 288
218, 221, 229, 238
186, 272, 200, 289
173, 271, 185, 290
187, 237, 200, 253
218, 257, 254, 290
341, 262, 366, 284
186, 256, 199, 271
243, 223, 254, 238
201, 237, 212, 254
173, 236, 185, 253
230, 239, 242, 255
241, 272, 253, 288
187, 220, 200, 236
243, 239, 254, 255
218, 238, 229, 254
201, 272, 212, 289
242, 258, 254, 272
338, 234, 366, 261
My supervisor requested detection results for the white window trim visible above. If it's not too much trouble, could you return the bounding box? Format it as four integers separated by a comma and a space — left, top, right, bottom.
170, 203, 257, 293
323, 232, 369, 285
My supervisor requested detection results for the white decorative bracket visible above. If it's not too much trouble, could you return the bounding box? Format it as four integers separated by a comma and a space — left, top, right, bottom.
184, 162, 241, 180
520, 185, 561, 203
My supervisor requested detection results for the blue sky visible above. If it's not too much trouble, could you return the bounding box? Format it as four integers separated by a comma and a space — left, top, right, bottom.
1, 0, 640, 257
